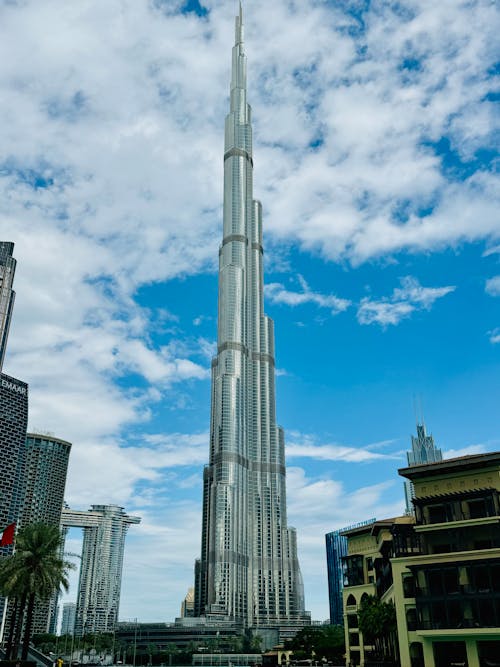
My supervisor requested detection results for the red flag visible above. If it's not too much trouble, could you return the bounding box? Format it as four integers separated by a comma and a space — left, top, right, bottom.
0, 523, 16, 546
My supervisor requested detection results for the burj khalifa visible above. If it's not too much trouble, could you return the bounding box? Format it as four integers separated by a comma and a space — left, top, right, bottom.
194, 6, 308, 630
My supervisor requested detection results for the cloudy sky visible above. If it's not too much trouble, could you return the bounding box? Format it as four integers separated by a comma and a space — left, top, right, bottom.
1, 0, 499, 624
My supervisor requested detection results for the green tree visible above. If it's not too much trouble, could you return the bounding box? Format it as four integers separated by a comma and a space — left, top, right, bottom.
0, 567, 28, 659
285, 627, 324, 660
315, 625, 345, 663
285, 625, 345, 663
0, 523, 74, 660
147, 643, 158, 665
33, 632, 58, 655
358, 595, 398, 662
241, 628, 262, 654
162, 643, 179, 666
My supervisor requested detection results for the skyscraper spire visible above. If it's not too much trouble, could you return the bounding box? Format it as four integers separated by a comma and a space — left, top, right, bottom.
236, 2, 243, 46
194, 8, 308, 632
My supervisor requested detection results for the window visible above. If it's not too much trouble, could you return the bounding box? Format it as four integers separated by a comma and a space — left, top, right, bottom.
347, 614, 358, 629
428, 504, 447, 524
406, 608, 418, 631
403, 575, 416, 598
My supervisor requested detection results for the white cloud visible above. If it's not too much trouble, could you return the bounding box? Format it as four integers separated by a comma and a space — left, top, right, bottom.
63, 431, 208, 509
483, 245, 500, 257
265, 274, 350, 313
485, 275, 500, 297
357, 299, 416, 327
286, 432, 400, 463
442, 444, 487, 459
393, 276, 456, 308
488, 328, 500, 344
357, 276, 455, 327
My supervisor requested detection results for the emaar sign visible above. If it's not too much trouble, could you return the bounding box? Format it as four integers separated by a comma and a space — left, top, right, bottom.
1, 378, 27, 395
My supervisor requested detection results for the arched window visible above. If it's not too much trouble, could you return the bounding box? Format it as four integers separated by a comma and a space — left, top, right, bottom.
346, 593, 356, 606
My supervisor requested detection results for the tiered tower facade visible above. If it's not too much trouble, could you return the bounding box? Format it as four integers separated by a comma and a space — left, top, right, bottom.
194, 7, 307, 630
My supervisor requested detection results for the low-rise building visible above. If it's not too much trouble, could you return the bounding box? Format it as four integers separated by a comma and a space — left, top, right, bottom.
341, 516, 413, 666
340, 451, 500, 667
394, 452, 500, 667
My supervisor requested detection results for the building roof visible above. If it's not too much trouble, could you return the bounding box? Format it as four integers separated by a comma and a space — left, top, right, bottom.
340, 515, 411, 537
398, 451, 500, 480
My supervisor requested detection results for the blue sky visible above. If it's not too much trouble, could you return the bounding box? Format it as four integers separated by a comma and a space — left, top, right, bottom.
0, 0, 499, 624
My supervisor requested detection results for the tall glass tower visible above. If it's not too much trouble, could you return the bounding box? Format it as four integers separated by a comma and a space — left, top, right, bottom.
404, 422, 442, 513
61, 505, 141, 636
21, 433, 72, 634
0, 242, 17, 373
194, 6, 307, 630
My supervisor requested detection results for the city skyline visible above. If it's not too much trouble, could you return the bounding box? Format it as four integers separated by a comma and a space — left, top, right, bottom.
0, 0, 498, 624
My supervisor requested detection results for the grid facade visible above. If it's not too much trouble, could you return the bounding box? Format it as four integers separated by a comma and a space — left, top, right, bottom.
21, 433, 72, 634
22, 433, 71, 527
61, 602, 76, 636
194, 7, 308, 630
0, 373, 28, 629
0, 374, 28, 536
62, 505, 140, 636
325, 531, 347, 626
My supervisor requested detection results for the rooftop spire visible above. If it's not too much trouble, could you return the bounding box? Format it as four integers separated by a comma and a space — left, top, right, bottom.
235, 1, 244, 47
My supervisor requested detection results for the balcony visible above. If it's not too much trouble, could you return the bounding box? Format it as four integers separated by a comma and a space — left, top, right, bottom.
390, 524, 422, 557
413, 592, 500, 630
413, 488, 499, 526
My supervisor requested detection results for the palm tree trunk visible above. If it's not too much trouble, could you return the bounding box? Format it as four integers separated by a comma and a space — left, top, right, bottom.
21, 592, 36, 661
12, 591, 27, 659
5, 597, 19, 659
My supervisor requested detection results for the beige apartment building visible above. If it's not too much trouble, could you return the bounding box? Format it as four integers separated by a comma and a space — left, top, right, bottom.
341, 451, 500, 667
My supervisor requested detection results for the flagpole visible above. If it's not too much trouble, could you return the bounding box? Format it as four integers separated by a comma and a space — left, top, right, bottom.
0, 595, 8, 643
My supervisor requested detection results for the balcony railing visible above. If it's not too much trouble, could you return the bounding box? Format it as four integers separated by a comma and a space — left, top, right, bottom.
415, 585, 500, 598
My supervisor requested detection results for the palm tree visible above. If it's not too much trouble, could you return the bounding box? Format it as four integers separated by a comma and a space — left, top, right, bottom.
0, 523, 75, 661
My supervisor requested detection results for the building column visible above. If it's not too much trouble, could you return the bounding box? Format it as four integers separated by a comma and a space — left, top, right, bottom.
465, 638, 479, 667
421, 638, 435, 667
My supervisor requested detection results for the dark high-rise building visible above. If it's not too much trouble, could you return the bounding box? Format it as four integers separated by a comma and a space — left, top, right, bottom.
21, 433, 72, 634
0, 242, 28, 639
194, 6, 308, 632
0, 375, 28, 537
325, 531, 348, 626
0, 242, 16, 373
0, 244, 27, 539
0, 374, 28, 636
325, 520, 376, 627
22, 433, 71, 528
0, 244, 25, 533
